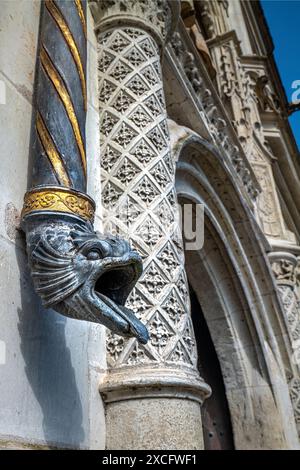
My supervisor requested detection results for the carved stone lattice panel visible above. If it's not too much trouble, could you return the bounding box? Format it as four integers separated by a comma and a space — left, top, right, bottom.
98, 27, 198, 369
277, 285, 300, 345
270, 253, 300, 437
289, 377, 300, 434
253, 163, 285, 239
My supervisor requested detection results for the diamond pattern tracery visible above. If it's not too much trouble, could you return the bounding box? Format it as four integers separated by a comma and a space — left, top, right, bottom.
129, 106, 152, 129
144, 94, 162, 117
136, 216, 163, 249
110, 61, 133, 82
112, 122, 138, 148
101, 144, 121, 172
115, 158, 139, 186
139, 37, 157, 58
127, 74, 150, 96
98, 51, 114, 73
124, 47, 146, 67
110, 32, 131, 53
101, 111, 118, 136
147, 126, 167, 151
118, 194, 143, 222
98, 27, 198, 368
148, 311, 175, 355
158, 242, 180, 277
130, 138, 157, 165
150, 160, 172, 188
162, 288, 185, 326
141, 65, 158, 86
139, 261, 168, 298
112, 89, 135, 113
102, 181, 122, 209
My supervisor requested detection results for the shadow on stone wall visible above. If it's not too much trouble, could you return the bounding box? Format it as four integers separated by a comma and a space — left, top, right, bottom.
15, 236, 85, 448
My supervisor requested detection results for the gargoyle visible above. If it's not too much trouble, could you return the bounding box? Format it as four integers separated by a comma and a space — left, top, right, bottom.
22, 1, 149, 344
24, 217, 148, 343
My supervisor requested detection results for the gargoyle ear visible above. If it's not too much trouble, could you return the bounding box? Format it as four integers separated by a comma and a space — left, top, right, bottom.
30, 229, 83, 307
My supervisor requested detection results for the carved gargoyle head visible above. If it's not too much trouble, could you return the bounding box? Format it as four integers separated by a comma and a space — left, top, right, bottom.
26, 220, 149, 344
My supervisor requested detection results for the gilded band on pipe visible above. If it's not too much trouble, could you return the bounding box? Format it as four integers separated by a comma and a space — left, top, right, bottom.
22, 187, 95, 222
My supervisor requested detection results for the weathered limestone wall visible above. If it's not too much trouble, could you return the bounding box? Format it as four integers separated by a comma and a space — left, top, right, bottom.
0, 0, 106, 449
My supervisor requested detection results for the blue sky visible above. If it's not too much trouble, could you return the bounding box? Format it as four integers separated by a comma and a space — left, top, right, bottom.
261, 0, 300, 148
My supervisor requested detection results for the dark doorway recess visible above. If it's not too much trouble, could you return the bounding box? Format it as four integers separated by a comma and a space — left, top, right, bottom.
189, 285, 235, 450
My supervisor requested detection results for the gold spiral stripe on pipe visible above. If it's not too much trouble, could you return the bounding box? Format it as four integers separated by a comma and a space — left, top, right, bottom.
45, 0, 87, 111
36, 111, 71, 187
40, 45, 87, 176
74, 0, 87, 39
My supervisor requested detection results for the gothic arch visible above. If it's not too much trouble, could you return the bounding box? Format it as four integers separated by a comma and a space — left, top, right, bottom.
173, 132, 299, 449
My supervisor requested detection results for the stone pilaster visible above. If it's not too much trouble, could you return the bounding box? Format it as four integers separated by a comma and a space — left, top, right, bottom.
269, 252, 300, 436
89, 0, 210, 449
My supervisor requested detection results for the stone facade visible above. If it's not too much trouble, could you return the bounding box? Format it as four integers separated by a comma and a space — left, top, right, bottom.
0, 0, 300, 450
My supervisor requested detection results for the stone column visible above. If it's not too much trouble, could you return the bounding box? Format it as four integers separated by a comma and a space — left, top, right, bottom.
269, 252, 300, 436
89, 0, 210, 450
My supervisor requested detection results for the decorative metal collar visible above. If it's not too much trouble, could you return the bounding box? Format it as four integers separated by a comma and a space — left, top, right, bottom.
22, 186, 95, 222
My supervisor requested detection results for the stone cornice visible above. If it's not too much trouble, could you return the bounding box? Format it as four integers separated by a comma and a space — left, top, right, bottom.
206, 29, 243, 56
88, 0, 180, 46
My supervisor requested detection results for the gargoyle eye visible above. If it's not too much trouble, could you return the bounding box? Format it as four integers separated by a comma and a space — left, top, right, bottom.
86, 250, 102, 260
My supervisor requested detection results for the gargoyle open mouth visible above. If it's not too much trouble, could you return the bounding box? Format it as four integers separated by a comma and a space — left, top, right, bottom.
93, 260, 149, 344
28, 222, 149, 344
95, 262, 138, 304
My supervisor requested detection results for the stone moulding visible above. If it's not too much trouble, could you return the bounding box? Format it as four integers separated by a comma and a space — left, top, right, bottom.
99, 365, 211, 404
172, 128, 300, 448
269, 251, 300, 438
89, 0, 180, 47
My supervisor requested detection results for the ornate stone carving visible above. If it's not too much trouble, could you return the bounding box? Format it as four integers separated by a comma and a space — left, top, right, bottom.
255, 75, 281, 114
97, 24, 200, 373
180, 0, 216, 80
277, 284, 300, 344
170, 30, 259, 201
289, 377, 300, 433
270, 252, 300, 436
89, 0, 176, 45
207, 34, 285, 239
270, 253, 300, 360
271, 258, 297, 286
254, 163, 285, 239
196, 0, 229, 39
187, 11, 285, 241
